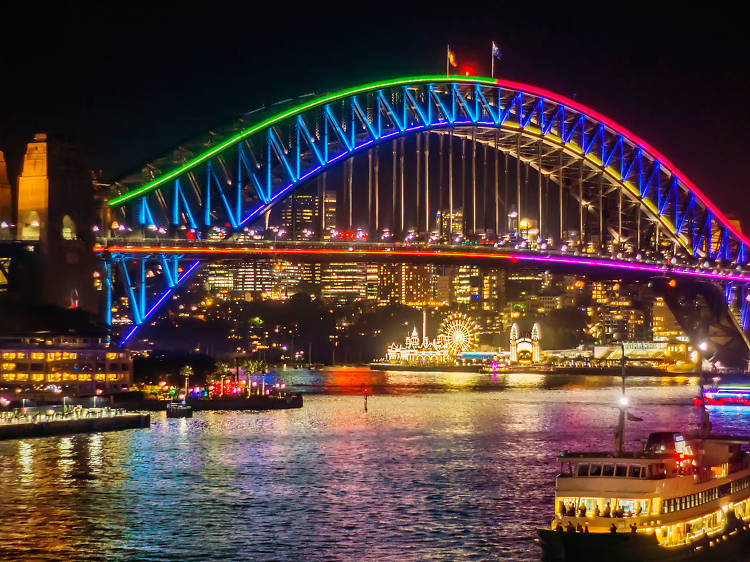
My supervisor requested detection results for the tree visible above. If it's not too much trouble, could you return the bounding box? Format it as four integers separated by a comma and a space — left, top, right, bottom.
212, 361, 231, 380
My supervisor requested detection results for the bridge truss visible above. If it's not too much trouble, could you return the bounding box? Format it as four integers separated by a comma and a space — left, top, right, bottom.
99, 76, 750, 365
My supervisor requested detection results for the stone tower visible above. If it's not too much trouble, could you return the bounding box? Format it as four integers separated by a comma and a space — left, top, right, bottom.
14, 134, 96, 311
0, 151, 11, 239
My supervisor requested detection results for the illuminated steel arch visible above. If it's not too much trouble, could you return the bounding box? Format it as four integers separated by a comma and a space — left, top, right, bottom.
100, 75, 750, 347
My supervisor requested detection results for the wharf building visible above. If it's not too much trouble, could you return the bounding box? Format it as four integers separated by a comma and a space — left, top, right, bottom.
0, 333, 132, 395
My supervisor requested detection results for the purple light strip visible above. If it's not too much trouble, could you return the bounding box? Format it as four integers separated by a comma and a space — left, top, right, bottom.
509, 253, 750, 283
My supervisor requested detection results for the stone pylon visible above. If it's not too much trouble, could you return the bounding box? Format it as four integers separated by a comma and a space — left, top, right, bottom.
0, 150, 11, 239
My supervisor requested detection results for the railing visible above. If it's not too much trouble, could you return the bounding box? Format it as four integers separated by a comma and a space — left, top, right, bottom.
0, 407, 129, 425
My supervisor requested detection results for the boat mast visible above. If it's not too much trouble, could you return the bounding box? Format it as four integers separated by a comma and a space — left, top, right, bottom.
698, 373, 712, 436
614, 342, 627, 456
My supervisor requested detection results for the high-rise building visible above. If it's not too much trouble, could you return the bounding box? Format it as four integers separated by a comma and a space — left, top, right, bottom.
402, 264, 432, 306
435, 273, 452, 305
452, 265, 480, 305
378, 263, 401, 306
440, 208, 463, 236
365, 264, 379, 302
281, 194, 320, 239
322, 189, 337, 238
481, 270, 505, 311
321, 262, 368, 304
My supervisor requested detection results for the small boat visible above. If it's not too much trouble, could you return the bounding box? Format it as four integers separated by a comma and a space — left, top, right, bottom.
166, 403, 193, 418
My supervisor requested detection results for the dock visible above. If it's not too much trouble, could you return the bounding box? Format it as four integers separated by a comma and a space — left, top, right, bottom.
0, 409, 150, 441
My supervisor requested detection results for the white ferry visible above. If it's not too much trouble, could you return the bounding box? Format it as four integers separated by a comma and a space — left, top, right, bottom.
538, 381, 750, 560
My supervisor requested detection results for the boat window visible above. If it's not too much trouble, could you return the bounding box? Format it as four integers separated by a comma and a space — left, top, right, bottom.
629, 465, 642, 478
582, 498, 598, 512
650, 463, 667, 479
577, 464, 590, 477
602, 464, 615, 477
615, 464, 627, 477
589, 464, 602, 476
634, 499, 647, 515
618, 499, 635, 515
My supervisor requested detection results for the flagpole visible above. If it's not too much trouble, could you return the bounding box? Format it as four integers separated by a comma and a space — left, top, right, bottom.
491, 46, 494, 78
446, 44, 450, 78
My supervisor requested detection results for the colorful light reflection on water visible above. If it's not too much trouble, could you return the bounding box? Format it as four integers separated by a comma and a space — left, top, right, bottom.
0, 370, 748, 560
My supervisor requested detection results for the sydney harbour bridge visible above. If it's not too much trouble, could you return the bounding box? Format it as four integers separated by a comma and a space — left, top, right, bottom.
97, 75, 750, 367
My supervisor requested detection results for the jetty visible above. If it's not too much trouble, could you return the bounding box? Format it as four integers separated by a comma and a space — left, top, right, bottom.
0, 408, 150, 441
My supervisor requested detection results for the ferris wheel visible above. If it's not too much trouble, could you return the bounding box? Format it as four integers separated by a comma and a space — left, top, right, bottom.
438, 312, 480, 355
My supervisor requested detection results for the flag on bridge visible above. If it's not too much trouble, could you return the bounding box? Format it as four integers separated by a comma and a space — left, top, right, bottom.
492, 41, 502, 60
447, 44, 458, 76
491, 41, 502, 77
627, 412, 643, 422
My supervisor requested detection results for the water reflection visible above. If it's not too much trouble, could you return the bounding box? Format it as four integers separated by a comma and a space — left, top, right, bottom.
0, 369, 744, 560
278, 367, 701, 397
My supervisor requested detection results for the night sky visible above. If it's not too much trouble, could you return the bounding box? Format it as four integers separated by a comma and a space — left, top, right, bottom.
1, 2, 749, 226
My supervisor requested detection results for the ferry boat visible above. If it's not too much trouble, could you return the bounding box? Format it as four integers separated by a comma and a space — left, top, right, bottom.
538, 376, 750, 560
693, 386, 750, 407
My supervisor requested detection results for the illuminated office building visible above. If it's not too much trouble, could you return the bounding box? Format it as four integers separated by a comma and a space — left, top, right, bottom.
281, 194, 320, 239
321, 262, 368, 304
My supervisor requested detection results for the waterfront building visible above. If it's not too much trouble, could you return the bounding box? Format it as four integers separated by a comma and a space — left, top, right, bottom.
0, 333, 132, 395
652, 296, 686, 341
598, 306, 648, 342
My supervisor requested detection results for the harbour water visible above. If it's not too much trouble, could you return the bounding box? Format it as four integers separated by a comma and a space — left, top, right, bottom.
1, 370, 748, 560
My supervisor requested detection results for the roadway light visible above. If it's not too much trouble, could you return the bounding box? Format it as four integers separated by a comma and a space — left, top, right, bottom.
619, 396, 629, 407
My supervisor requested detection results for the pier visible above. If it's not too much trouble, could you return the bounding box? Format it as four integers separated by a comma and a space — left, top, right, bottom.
0, 408, 150, 441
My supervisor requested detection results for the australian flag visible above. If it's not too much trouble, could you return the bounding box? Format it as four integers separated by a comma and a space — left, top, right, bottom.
492, 41, 502, 61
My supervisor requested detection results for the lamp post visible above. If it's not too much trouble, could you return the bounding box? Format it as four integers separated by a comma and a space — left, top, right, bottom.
614, 341, 627, 457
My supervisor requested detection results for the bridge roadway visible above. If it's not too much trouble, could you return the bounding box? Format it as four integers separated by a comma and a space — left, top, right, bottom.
95, 240, 750, 283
